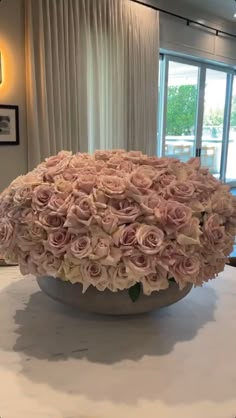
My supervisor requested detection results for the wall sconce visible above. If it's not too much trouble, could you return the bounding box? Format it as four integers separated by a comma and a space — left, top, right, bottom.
0, 51, 2, 84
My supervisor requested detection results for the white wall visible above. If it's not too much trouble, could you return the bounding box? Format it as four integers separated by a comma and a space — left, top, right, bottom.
0, 0, 27, 191
144, 0, 236, 66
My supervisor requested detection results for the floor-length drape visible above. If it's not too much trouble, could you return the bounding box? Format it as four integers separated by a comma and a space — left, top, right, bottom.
25, 0, 159, 167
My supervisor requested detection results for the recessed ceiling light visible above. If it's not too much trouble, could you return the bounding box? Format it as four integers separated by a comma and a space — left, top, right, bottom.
234, 13, 236, 18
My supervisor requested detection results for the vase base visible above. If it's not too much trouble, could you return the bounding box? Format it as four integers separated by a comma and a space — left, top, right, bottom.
37, 276, 192, 315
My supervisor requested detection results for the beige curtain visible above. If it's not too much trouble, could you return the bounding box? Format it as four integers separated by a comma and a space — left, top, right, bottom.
25, 0, 159, 168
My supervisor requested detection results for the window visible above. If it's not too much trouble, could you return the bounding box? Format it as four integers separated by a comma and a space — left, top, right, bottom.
158, 54, 236, 184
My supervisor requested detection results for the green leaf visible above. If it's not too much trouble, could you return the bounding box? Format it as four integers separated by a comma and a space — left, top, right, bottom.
129, 283, 141, 303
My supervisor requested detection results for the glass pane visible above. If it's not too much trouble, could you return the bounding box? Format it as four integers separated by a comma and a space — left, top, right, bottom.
226, 76, 236, 183
201, 69, 227, 177
164, 61, 199, 162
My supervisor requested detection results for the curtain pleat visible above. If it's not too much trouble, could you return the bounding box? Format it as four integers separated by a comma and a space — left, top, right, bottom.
25, 0, 159, 168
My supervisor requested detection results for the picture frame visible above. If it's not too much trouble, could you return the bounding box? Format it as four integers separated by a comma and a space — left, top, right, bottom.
0, 105, 19, 145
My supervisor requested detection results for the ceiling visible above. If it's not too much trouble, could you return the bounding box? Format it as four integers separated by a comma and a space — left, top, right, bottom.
182, 0, 236, 22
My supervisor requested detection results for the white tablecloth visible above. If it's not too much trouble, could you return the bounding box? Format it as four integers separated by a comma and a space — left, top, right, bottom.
0, 265, 236, 418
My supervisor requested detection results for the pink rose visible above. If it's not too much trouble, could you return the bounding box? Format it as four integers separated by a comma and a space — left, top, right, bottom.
48, 192, 71, 214
13, 185, 33, 204
40, 251, 62, 276
32, 184, 54, 211
100, 168, 123, 177
142, 156, 171, 168
89, 236, 111, 260
77, 166, 97, 176
108, 262, 136, 291
44, 151, 72, 181
222, 237, 234, 257
203, 214, 225, 247
55, 179, 73, 193
98, 175, 125, 196
95, 160, 106, 172
7, 206, 25, 222
210, 190, 234, 217
166, 181, 195, 202
158, 240, 185, 270
107, 156, 134, 173
109, 198, 142, 224
12, 172, 41, 187
30, 243, 46, 263
199, 263, 217, 282
0, 194, 13, 217
192, 179, 218, 204
47, 228, 73, 256
68, 235, 91, 259
79, 259, 109, 292
124, 150, 146, 163
214, 259, 226, 275
100, 210, 119, 234
61, 167, 79, 182
109, 149, 126, 155
94, 150, 113, 161
113, 223, 139, 255
38, 211, 65, 230
119, 160, 135, 173
136, 225, 164, 254
141, 266, 169, 295
44, 160, 71, 182
93, 189, 108, 207
158, 173, 176, 188
0, 218, 14, 248
65, 195, 96, 228
170, 255, 201, 288
225, 221, 236, 238
15, 248, 29, 273
155, 201, 192, 232
16, 226, 37, 250
107, 156, 127, 170
176, 217, 202, 246
24, 259, 40, 276
61, 259, 81, 283
125, 169, 153, 197
1, 242, 18, 263
140, 193, 164, 215
74, 174, 96, 194
29, 222, 47, 241
45, 150, 72, 168
98, 246, 122, 267
199, 258, 225, 283
119, 223, 139, 246
187, 157, 201, 170
18, 208, 35, 224
124, 250, 154, 276
69, 156, 95, 170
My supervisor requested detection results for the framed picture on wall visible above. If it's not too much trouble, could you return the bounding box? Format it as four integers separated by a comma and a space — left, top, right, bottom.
0, 105, 19, 145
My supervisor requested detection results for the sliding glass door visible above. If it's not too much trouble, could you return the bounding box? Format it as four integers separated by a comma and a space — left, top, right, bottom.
158, 54, 235, 182
225, 75, 236, 185
200, 69, 227, 178
162, 60, 200, 162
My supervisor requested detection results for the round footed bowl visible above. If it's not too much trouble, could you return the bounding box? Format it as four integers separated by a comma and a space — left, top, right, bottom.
37, 276, 193, 315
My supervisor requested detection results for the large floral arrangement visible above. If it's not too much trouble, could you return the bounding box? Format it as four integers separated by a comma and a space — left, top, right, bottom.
0, 150, 236, 298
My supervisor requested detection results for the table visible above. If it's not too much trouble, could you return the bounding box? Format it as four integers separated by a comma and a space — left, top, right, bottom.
0, 265, 236, 418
